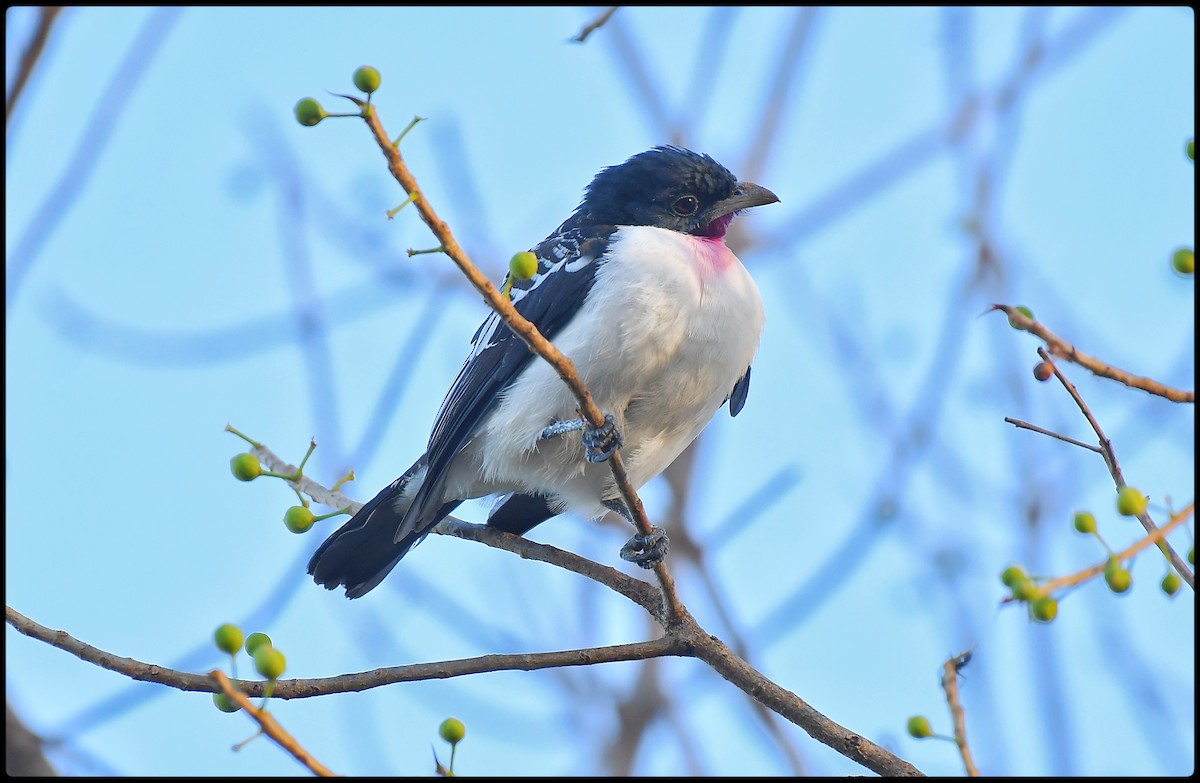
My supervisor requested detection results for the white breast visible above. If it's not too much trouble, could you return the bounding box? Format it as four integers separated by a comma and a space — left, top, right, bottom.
449, 225, 765, 519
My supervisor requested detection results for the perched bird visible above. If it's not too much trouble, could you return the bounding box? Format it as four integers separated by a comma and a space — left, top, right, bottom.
309, 146, 777, 597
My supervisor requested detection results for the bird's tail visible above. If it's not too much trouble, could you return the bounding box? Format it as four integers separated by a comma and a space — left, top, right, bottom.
307, 454, 460, 598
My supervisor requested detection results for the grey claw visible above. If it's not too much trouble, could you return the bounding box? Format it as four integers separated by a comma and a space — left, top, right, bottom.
620, 526, 669, 569
582, 413, 623, 463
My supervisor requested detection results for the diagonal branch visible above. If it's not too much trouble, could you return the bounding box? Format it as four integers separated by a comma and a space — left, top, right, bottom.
211, 670, 335, 777
993, 305, 1195, 403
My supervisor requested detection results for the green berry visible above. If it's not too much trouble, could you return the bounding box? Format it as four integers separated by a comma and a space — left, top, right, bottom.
214, 623, 244, 655
1187, 138, 1195, 161
283, 505, 316, 534
294, 97, 327, 127
1104, 557, 1132, 594
1072, 511, 1096, 534
230, 453, 262, 481
212, 692, 241, 713
1161, 572, 1181, 597
906, 715, 933, 739
253, 645, 287, 680
1189, 546, 1194, 566
1171, 247, 1194, 275
509, 251, 539, 281
245, 632, 272, 656
1115, 486, 1147, 517
353, 66, 381, 94
1007, 305, 1034, 328
1000, 565, 1027, 587
1030, 596, 1058, 623
439, 717, 466, 744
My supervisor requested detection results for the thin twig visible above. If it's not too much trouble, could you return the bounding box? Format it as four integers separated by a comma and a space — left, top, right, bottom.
1002, 417, 1103, 453
573, 6, 618, 42
210, 670, 335, 777
1037, 347, 1194, 589
993, 305, 1194, 403
940, 653, 980, 776
1036, 503, 1193, 595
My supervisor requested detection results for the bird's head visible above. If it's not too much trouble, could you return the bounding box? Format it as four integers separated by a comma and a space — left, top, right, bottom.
570, 146, 778, 238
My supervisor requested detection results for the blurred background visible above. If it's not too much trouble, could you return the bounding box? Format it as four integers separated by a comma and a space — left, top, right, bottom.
5, 6, 1194, 776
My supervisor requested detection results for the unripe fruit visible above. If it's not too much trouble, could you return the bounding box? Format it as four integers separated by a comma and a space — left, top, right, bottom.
353, 66, 381, 94
245, 632, 272, 656
1188, 139, 1195, 161
1171, 247, 1194, 275
230, 453, 262, 481
294, 98, 327, 127
1161, 572, 1181, 596
214, 623, 244, 654
1104, 557, 1132, 594
906, 715, 933, 739
509, 251, 539, 281
253, 646, 287, 680
1008, 305, 1034, 328
1072, 511, 1096, 534
1115, 486, 1147, 517
1033, 361, 1053, 382
284, 505, 316, 534
439, 717, 466, 744
1000, 565, 1027, 587
1030, 596, 1058, 622
212, 692, 240, 713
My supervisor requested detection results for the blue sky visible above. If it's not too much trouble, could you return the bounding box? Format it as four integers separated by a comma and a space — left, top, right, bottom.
5, 6, 1194, 776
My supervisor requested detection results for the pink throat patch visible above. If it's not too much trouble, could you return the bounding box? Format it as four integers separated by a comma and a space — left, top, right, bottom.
690, 234, 737, 277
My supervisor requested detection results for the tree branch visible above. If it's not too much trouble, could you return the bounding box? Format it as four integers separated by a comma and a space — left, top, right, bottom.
993, 305, 1195, 403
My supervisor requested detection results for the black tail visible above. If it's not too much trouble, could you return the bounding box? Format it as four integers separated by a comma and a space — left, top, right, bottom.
307, 456, 460, 598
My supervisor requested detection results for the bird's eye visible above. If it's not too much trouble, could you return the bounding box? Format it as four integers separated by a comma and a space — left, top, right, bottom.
671, 196, 699, 216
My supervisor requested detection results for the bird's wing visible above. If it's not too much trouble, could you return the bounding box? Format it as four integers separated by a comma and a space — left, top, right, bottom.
403, 225, 617, 529
727, 366, 751, 417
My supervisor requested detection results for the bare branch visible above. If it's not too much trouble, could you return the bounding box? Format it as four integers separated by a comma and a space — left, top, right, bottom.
941, 652, 980, 776
994, 305, 1195, 403
1003, 417, 1104, 454
573, 6, 618, 42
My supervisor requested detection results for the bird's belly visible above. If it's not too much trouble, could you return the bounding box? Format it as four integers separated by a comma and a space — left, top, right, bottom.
458, 225, 764, 518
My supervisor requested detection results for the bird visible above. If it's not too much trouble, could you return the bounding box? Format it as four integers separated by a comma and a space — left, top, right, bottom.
309, 145, 778, 598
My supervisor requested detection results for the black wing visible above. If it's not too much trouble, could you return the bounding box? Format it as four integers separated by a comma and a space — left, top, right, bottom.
402, 225, 617, 528
728, 366, 751, 417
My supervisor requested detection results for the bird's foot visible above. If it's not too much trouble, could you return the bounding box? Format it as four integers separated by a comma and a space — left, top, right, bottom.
619, 526, 669, 569
582, 413, 623, 463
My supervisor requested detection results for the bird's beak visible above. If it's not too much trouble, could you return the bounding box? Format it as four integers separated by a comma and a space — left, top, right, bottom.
712, 181, 779, 218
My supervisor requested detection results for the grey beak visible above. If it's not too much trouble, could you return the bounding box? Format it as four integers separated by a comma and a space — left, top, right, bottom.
712, 181, 780, 218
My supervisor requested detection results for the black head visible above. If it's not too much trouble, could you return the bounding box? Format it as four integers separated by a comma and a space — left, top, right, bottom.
567, 146, 778, 238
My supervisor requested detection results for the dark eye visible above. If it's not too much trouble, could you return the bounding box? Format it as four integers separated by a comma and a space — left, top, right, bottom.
672, 196, 699, 216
